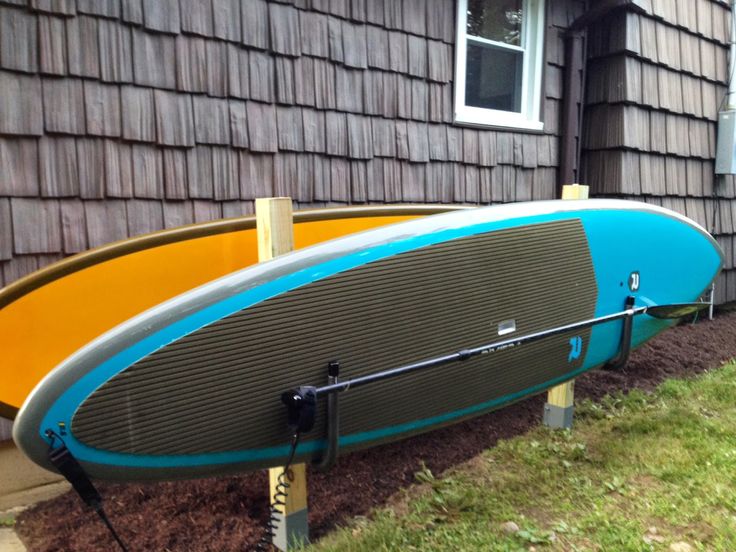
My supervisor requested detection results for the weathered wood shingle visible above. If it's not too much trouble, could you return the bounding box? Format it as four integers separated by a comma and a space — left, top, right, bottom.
350, 160, 367, 202
407, 35, 427, 78
206, 41, 229, 97
300, 11, 329, 57
427, 40, 452, 83
277, 106, 304, 151
275, 57, 295, 104
0, 6, 38, 73
249, 51, 275, 102
325, 111, 348, 156
388, 31, 408, 73
411, 79, 429, 120
85, 200, 128, 248
77, 0, 119, 18
0, 72, 43, 136
132, 144, 164, 198
121, 85, 155, 142
346, 114, 373, 159
192, 199, 222, 222
294, 56, 316, 106
186, 146, 214, 198
269, 3, 301, 57
121, 0, 143, 24
38, 15, 66, 75
0, 138, 39, 196
342, 21, 368, 69
213, 0, 241, 41
127, 199, 164, 237
395, 120, 409, 159
246, 102, 278, 152
302, 108, 326, 153
175, 36, 208, 93
212, 147, 239, 200
330, 157, 350, 201
162, 201, 194, 228
407, 121, 429, 162
155, 90, 195, 147
59, 199, 87, 254
98, 19, 134, 83
227, 44, 248, 99
229, 100, 248, 148
38, 136, 80, 197
327, 15, 343, 62
335, 66, 363, 113
313, 58, 336, 109
132, 28, 176, 89
76, 138, 105, 199
238, 151, 274, 199
42, 78, 85, 134
162, 148, 188, 199
241, 0, 269, 49
11, 198, 62, 254
142, 0, 180, 34
181, 0, 214, 36
104, 140, 134, 197
84, 81, 121, 138
366, 26, 389, 69
193, 96, 230, 145
273, 152, 298, 197
67, 15, 99, 78
28, 0, 76, 16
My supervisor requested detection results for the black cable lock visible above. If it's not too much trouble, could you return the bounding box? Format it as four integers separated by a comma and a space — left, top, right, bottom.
281, 386, 317, 433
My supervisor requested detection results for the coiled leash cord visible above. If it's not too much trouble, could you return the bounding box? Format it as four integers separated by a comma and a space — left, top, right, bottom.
255, 431, 301, 551
255, 386, 316, 550
45, 429, 129, 552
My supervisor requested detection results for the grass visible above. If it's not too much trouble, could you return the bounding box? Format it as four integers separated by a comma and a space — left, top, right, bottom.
309, 362, 736, 551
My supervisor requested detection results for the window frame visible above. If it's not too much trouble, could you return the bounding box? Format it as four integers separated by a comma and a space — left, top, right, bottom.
453, 0, 546, 131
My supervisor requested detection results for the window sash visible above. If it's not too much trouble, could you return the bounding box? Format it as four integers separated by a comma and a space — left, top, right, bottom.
454, 0, 545, 131
466, 34, 526, 54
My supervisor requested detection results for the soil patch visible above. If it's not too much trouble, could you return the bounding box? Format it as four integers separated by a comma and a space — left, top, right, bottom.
16, 310, 736, 551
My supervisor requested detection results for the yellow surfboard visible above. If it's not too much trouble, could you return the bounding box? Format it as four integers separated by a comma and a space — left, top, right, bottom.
0, 205, 463, 418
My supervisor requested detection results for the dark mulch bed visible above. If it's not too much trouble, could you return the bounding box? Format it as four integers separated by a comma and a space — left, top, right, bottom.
16, 309, 736, 551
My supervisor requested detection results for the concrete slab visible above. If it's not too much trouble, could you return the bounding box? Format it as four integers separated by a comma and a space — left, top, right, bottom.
0, 441, 64, 504
0, 528, 26, 552
0, 481, 70, 512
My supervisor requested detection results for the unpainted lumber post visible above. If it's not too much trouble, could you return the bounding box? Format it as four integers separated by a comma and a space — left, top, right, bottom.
257, 197, 309, 551
543, 184, 589, 430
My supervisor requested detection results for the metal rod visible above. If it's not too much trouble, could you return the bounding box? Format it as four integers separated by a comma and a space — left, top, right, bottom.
314, 362, 340, 471
314, 305, 647, 398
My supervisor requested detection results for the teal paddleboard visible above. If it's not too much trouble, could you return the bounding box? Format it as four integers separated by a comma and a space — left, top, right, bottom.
13, 200, 723, 481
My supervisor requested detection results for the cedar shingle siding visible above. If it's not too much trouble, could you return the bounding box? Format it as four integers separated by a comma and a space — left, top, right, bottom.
0, 0, 578, 290
583, 0, 734, 302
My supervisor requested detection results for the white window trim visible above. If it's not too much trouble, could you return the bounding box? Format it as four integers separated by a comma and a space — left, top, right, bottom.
454, 0, 546, 132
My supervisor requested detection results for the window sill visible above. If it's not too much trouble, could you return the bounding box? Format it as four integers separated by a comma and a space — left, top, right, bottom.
454, 107, 544, 133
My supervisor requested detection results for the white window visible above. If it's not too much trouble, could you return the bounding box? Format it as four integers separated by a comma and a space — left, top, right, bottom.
454, 0, 545, 131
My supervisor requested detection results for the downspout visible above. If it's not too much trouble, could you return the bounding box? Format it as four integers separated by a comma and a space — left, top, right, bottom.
558, 0, 647, 194
728, 0, 736, 109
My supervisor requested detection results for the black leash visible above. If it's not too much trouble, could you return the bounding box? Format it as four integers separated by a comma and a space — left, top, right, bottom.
255, 432, 301, 551
45, 430, 129, 552
255, 387, 315, 550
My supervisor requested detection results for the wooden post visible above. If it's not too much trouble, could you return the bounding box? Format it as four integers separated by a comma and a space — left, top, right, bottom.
543, 184, 589, 430
257, 197, 309, 551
